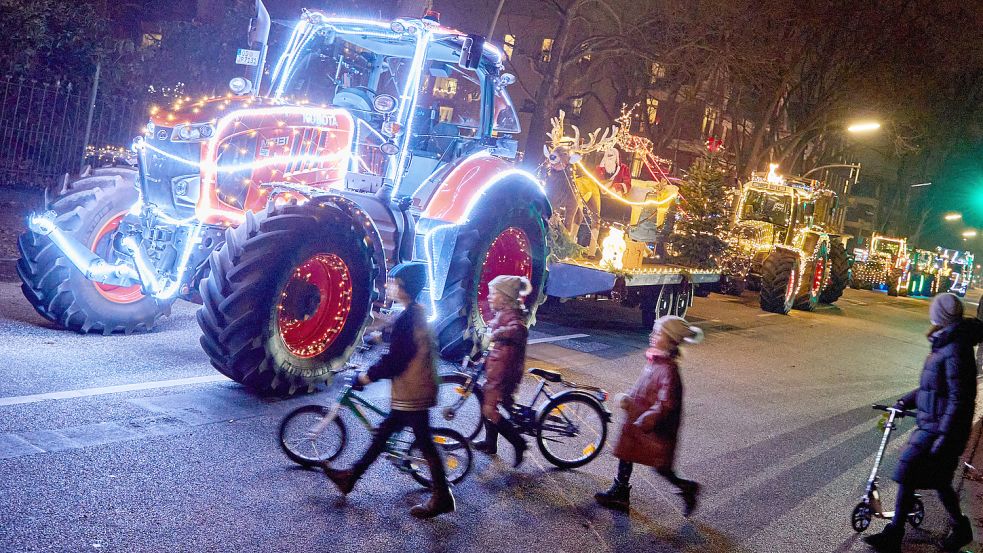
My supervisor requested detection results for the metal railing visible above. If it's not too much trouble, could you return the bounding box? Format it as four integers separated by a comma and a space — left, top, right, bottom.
0, 76, 147, 188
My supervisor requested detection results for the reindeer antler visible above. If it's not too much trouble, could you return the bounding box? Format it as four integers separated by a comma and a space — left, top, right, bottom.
576, 125, 619, 155
547, 110, 567, 149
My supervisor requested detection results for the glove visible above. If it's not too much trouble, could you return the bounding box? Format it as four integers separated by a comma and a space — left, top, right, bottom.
930, 435, 946, 455
615, 393, 631, 410
634, 412, 657, 431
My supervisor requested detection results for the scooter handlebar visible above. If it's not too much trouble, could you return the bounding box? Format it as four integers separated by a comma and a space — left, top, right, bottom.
872, 404, 916, 418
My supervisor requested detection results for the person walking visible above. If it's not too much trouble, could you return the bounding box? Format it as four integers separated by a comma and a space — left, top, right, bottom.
595, 315, 702, 516
321, 263, 454, 519
472, 275, 531, 467
864, 293, 983, 552
976, 293, 982, 376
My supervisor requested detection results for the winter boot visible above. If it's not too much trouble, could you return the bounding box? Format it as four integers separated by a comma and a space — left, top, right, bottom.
321, 465, 357, 495
863, 523, 903, 553
677, 480, 701, 517
594, 479, 631, 512
410, 488, 456, 519
941, 515, 973, 552
495, 419, 527, 468
473, 420, 499, 455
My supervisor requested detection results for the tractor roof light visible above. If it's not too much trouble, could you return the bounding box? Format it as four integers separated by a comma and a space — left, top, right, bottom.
229, 77, 252, 95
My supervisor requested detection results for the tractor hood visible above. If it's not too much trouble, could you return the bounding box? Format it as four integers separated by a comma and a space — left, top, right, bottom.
137, 95, 356, 223
732, 219, 779, 252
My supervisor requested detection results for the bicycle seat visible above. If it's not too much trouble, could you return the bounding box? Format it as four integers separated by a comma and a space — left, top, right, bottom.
528, 367, 562, 383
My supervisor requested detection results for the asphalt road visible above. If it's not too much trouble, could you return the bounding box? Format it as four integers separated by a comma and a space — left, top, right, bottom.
1, 281, 982, 553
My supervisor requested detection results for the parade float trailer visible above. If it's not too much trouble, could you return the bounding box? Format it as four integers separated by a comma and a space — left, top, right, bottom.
539, 111, 720, 328
19, 6, 551, 392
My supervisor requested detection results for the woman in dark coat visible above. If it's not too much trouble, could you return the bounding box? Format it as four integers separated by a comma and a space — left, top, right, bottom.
595, 316, 703, 516
473, 275, 531, 467
865, 293, 983, 553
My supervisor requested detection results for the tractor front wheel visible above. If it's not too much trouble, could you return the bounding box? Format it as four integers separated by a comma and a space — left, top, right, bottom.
197, 200, 376, 394
819, 240, 849, 304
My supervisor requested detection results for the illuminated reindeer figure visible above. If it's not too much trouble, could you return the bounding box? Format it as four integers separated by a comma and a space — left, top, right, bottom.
542, 110, 618, 257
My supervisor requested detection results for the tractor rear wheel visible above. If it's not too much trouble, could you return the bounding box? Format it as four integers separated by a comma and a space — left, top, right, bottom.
197, 199, 376, 394
17, 171, 170, 334
819, 241, 849, 304
759, 249, 799, 315
794, 249, 828, 312
431, 196, 548, 361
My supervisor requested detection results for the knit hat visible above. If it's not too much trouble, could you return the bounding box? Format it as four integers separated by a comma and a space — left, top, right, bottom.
488, 274, 532, 302
929, 292, 964, 327
390, 262, 427, 300
652, 315, 704, 345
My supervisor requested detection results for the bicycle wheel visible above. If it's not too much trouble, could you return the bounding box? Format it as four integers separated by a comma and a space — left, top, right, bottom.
908, 497, 924, 528
408, 427, 474, 488
851, 501, 872, 532
278, 404, 347, 467
535, 394, 608, 469
437, 372, 484, 440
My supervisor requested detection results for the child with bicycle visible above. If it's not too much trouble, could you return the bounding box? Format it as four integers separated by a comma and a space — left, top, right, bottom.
322, 262, 455, 519
472, 275, 532, 467
595, 315, 702, 516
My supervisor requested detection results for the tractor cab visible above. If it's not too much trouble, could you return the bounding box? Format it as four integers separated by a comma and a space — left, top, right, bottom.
734, 167, 835, 248
266, 12, 520, 198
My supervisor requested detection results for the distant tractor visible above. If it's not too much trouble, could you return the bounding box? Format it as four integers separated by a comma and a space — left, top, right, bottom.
719, 165, 849, 314
850, 233, 909, 296
18, 8, 550, 393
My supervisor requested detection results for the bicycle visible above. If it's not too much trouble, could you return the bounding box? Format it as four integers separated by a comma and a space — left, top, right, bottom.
440, 355, 612, 469
279, 368, 473, 489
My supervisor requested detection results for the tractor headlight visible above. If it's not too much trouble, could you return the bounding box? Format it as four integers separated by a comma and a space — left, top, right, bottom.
171, 122, 216, 143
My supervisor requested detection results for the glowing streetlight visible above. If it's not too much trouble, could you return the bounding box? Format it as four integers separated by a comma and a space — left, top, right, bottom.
963, 230, 978, 238
944, 213, 963, 221
847, 121, 882, 133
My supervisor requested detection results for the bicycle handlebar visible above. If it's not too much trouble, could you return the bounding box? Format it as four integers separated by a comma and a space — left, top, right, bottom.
872, 404, 916, 418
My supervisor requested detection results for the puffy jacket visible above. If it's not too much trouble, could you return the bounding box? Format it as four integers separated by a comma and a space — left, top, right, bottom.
366, 302, 439, 411
483, 308, 528, 412
894, 318, 983, 486
612, 352, 682, 471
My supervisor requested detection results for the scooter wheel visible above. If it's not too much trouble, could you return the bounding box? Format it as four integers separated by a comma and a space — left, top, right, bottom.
908, 497, 925, 528
852, 502, 872, 532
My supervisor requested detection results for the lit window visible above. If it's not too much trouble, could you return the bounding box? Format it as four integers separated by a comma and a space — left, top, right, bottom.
649, 62, 666, 83
541, 38, 554, 62
438, 106, 455, 123
141, 33, 162, 48
503, 34, 516, 60
571, 97, 584, 116
702, 106, 720, 136
433, 77, 458, 99
646, 98, 659, 124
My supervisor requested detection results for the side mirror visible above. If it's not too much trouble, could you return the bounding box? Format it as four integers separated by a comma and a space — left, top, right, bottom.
496, 73, 516, 90
459, 34, 485, 70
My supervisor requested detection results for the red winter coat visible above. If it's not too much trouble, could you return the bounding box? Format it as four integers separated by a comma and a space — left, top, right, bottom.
597, 163, 632, 195
481, 308, 528, 422
611, 351, 683, 470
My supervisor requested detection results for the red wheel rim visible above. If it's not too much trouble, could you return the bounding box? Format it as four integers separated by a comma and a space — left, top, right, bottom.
811, 258, 825, 295
91, 213, 145, 304
477, 227, 533, 323
277, 253, 353, 359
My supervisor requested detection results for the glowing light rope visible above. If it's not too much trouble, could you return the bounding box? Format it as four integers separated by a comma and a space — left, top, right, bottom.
574, 161, 678, 207
389, 27, 432, 196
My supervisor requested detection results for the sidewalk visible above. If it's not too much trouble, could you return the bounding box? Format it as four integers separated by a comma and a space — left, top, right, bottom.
0, 186, 42, 282
962, 390, 983, 551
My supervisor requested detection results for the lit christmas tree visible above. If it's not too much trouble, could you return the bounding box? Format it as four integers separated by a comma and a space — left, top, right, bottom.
667, 153, 734, 270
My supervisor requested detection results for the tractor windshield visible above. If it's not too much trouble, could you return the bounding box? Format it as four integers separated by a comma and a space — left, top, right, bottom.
873, 240, 900, 257
740, 188, 792, 228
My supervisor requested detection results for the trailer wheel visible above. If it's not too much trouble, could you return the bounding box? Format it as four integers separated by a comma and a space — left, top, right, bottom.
197, 199, 377, 394
17, 172, 170, 334
431, 194, 548, 361
759, 249, 799, 314
818, 240, 848, 304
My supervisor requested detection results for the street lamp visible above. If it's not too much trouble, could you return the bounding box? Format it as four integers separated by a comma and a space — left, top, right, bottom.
963, 230, 978, 238
847, 121, 882, 133
945, 212, 963, 221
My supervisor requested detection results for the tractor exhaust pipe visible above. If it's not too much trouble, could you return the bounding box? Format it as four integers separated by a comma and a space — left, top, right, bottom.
249, 0, 271, 96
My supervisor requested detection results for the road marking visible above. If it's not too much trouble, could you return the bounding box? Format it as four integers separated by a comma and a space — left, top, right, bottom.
0, 375, 230, 407
757, 313, 777, 317
528, 333, 589, 344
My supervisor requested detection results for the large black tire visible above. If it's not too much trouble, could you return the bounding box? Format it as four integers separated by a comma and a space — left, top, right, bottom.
718, 275, 746, 297
887, 269, 901, 296
819, 241, 848, 304
17, 171, 170, 333
431, 190, 548, 361
759, 249, 799, 314
197, 198, 377, 394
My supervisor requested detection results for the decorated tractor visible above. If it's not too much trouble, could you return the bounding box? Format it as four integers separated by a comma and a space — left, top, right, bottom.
910, 248, 975, 297
719, 165, 849, 314
18, 8, 550, 393
850, 233, 909, 296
